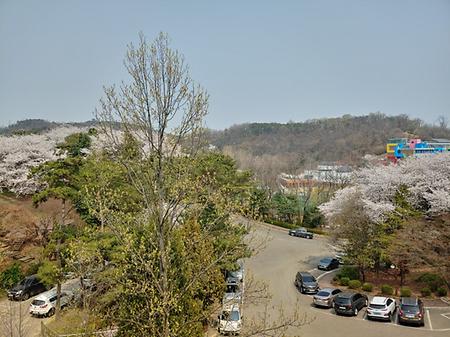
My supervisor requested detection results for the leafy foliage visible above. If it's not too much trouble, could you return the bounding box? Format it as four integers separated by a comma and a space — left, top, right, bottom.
0, 263, 23, 289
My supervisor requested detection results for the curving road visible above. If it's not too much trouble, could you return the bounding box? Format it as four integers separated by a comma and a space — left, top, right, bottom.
243, 218, 450, 337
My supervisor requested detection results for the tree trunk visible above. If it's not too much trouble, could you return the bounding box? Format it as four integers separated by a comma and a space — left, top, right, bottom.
55, 281, 61, 320
360, 267, 366, 283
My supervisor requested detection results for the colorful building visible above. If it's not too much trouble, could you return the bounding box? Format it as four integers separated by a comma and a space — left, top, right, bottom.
386, 138, 450, 163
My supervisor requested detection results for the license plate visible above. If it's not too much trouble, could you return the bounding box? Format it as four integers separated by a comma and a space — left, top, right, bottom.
406, 314, 414, 318
339, 306, 346, 310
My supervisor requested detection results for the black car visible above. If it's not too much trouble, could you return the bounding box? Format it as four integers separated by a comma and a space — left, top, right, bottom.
334, 292, 368, 316
8, 275, 47, 301
318, 257, 340, 271
398, 297, 425, 326
288, 227, 313, 239
294, 272, 319, 294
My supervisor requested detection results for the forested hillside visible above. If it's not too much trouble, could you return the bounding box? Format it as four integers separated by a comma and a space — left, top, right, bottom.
208, 113, 450, 188
0, 118, 98, 135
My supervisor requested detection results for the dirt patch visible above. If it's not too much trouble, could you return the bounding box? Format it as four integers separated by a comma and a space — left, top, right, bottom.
0, 194, 83, 270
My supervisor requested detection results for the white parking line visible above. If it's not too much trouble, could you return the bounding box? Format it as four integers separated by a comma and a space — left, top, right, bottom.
427, 309, 433, 331
317, 269, 337, 280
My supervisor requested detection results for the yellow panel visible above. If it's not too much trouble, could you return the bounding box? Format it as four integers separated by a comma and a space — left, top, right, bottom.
386, 143, 397, 154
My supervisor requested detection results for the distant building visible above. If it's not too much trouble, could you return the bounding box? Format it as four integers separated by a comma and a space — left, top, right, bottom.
386, 138, 450, 163
277, 163, 352, 193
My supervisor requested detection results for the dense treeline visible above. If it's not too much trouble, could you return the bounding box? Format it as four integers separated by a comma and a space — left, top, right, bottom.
208, 113, 450, 188
0, 119, 100, 136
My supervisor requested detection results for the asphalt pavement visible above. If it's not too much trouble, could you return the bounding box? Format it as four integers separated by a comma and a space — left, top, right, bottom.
241, 218, 450, 337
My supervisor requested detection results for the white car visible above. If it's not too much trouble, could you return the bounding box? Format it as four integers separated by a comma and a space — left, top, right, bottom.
29, 289, 73, 317
218, 303, 242, 335
367, 296, 396, 321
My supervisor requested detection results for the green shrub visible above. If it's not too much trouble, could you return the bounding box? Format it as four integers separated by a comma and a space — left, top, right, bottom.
25, 262, 41, 276
381, 284, 394, 295
348, 280, 361, 289
337, 266, 359, 281
421, 287, 431, 297
400, 287, 412, 297
0, 263, 23, 289
362, 282, 373, 292
436, 287, 448, 297
340, 277, 350, 286
416, 273, 445, 292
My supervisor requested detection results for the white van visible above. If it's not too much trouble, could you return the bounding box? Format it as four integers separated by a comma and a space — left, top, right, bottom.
29, 289, 73, 317
218, 303, 242, 335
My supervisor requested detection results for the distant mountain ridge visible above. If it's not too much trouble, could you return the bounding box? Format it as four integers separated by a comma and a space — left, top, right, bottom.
0, 118, 99, 136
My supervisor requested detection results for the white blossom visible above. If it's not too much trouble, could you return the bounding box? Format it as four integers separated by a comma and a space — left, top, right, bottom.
320, 153, 450, 223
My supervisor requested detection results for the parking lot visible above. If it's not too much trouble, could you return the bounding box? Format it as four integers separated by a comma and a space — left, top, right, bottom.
244, 219, 450, 337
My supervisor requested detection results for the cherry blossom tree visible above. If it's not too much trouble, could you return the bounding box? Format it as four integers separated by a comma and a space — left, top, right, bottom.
0, 127, 100, 195
320, 153, 450, 223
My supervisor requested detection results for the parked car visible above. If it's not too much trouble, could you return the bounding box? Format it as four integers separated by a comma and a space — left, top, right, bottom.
367, 296, 396, 321
333, 292, 368, 316
218, 303, 242, 335
29, 289, 73, 317
334, 251, 347, 264
7, 275, 47, 301
294, 272, 319, 294
313, 288, 342, 308
398, 297, 425, 326
224, 276, 243, 304
288, 227, 313, 239
317, 257, 340, 271
227, 259, 244, 283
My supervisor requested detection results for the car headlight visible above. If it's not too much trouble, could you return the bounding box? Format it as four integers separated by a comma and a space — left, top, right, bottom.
16, 290, 23, 294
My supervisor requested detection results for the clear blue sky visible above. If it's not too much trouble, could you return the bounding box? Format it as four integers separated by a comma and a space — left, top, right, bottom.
1, 0, 449, 129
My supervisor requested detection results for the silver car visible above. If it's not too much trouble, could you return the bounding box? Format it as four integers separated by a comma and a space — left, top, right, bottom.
313, 288, 342, 308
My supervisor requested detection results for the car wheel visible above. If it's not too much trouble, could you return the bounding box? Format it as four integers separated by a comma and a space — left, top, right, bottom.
354, 307, 358, 316
21, 292, 29, 301
300, 286, 305, 294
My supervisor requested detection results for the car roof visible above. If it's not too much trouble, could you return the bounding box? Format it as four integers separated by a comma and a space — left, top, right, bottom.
223, 303, 240, 312
370, 296, 389, 305
400, 297, 419, 305
34, 289, 57, 301
318, 288, 339, 293
336, 292, 356, 298
298, 272, 313, 277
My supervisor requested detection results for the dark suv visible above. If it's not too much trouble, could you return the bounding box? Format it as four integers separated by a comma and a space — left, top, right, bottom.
8, 275, 47, 301
398, 297, 424, 326
288, 227, 313, 239
334, 292, 368, 316
294, 272, 319, 294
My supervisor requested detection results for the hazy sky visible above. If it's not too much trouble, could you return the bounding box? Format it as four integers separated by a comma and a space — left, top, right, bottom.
1, 0, 449, 129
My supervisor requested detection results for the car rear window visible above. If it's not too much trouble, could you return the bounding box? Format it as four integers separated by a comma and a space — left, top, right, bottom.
401, 304, 420, 313
302, 276, 316, 282
335, 297, 351, 304
369, 304, 386, 309
317, 291, 331, 297
32, 300, 45, 306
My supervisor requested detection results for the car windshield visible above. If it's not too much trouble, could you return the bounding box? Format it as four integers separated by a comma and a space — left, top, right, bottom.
401, 304, 420, 313
369, 304, 386, 309
32, 300, 45, 306
316, 291, 331, 297
226, 284, 239, 293
303, 276, 316, 282
320, 258, 331, 263
230, 310, 240, 321
222, 310, 240, 322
